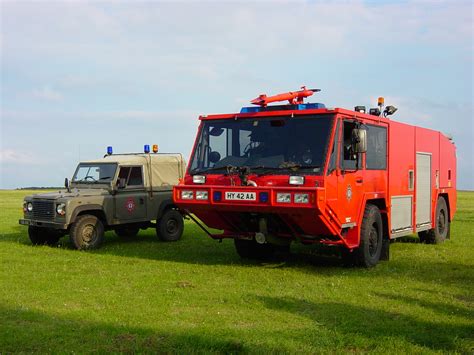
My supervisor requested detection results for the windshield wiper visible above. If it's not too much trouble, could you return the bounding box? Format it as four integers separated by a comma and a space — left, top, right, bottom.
99, 176, 112, 180
190, 165, 236, 175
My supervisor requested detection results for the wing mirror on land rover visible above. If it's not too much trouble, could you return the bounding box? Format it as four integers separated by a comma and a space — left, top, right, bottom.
117, 178, 127, 189
352, 128, 367, 154
64, 177, 71, 193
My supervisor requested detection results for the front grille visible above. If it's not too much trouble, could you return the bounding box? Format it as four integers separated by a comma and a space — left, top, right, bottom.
32, 200, 55, 221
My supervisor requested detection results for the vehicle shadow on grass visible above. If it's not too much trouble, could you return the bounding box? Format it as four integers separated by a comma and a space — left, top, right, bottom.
256, 295, 473, 353
0, 304, 266, 353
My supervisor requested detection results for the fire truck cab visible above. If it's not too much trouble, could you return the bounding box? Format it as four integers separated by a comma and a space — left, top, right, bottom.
174, 89, 456, 267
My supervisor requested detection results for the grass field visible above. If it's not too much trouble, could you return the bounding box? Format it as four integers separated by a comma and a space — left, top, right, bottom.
0, 190, 473, 353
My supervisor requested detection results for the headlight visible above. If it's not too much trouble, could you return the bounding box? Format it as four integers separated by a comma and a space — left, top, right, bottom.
195, 191, 208, 200
276, 193, 291, 203
193, 175, 206, 184
289, 176, 304, 185
181, 190, 194, 200
56, 203, 66, 216
294, 193, 309, 204
27, 202, 33, 212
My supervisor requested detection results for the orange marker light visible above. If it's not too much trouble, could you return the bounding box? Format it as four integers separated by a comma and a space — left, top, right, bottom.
152, 144, 159, 153
378, 97, 385, 106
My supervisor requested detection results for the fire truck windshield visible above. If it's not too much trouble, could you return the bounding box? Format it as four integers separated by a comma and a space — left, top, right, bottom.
189, 115, 333, 175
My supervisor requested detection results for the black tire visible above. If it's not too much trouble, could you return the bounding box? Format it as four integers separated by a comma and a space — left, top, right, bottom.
115, 226, 139, 238
156, 209, 183, 242
354, 204, 383, 268
234, 238, 276, 260
418, 197, 449, 244
28, 226, 61, 246
70, 215, 104, 250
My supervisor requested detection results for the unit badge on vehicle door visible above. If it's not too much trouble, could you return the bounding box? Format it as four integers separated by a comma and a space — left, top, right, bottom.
125, 198, 136, 213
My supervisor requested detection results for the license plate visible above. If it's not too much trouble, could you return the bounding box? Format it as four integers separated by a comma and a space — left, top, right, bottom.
225, 192, 256, 201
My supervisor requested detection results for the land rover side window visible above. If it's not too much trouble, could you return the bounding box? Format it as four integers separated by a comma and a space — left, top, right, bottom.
73, 164, 116, 182
340, 121, 358, 170
117, 166, 143, 187
366, 125, 387, 170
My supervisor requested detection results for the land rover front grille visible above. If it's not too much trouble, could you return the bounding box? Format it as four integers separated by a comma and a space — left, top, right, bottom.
32, 200, 55, 220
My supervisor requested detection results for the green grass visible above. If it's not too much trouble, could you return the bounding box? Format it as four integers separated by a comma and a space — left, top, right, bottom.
0, 190, 473, 353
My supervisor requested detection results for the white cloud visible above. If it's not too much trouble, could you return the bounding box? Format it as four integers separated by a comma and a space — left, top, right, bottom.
31, 86, 63, 101
0, 149, 44, 165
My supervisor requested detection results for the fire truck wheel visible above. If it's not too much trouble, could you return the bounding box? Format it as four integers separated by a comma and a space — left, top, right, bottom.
70, 215, 104, 250
115, 226, 139, 238
157, 209, 183, 242
234, 238, 276, 260
418, 197, 449, 244
28, 226, 61, 246
356, 204, 383, 267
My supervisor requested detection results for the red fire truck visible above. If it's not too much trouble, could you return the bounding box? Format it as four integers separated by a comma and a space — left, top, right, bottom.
173, 88, 456, 267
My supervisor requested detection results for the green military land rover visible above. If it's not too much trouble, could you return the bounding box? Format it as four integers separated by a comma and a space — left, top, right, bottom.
19, 151, 186, 250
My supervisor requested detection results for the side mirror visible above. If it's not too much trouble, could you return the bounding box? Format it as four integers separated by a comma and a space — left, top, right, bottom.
352, 128, 367, 153
117, 178, 126, 189
64, 177, 71, 192
209, 151, 221, 164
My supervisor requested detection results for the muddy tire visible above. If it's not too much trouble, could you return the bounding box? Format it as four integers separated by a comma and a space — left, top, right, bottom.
156, 209, 183, 242
115, 226, 139, 238
354, 204, 383, 267
28, 226, 61, 246
234, 238, 277, 260
70, 215, 104, 250
418, 197, 449, 244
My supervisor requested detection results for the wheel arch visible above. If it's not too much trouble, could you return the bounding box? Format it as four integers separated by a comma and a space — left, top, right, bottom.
157, 199, 179, 219
71, 205, 108, 226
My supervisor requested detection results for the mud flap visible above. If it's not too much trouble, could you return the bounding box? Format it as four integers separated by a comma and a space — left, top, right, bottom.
380, 237, 390, 261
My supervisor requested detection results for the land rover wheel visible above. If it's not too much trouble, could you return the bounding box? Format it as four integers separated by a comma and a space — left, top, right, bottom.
354, 204, 383, 267
418, 197, 449, 244
28, 226, 60, 246
115, 226, 139, 238
234, 238, 276, 260
157, 209, 183, 242
70, 215, 104, 250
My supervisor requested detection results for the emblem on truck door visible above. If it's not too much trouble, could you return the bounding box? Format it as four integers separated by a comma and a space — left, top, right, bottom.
346, 185, 352, 201
125, 198, 136, 213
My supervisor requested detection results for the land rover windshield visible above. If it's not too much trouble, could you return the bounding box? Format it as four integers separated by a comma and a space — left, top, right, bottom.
189, 115, 333, 175
72, 163, 117, 183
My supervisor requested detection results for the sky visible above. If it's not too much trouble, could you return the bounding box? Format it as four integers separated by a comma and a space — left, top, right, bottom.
0, 0, 473, 189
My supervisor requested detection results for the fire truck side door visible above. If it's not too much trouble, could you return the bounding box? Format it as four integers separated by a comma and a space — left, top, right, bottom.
336, 121, 364, 227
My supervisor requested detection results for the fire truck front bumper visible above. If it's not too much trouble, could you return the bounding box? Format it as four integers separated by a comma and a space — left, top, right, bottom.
173, 185, 346, 245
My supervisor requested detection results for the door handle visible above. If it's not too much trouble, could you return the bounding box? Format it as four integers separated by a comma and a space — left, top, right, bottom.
356, 177, 363, 184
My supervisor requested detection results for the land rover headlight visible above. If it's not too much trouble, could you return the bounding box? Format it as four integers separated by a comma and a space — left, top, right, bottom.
195, 191, 208, 200
181, 190, 194, 200
56, 203, 66, 216
27, 202, 33, 212
276, 193, 291, 203
294, 193, 309, 204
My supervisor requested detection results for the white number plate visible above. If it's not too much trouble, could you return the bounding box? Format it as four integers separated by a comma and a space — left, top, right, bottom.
225, 192, 256, 201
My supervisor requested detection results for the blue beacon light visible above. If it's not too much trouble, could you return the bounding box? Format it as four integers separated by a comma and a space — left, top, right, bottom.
107, 146, 113, 155
144, 145, 150, 154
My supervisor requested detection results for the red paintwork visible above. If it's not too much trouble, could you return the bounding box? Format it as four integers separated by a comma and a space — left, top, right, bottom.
175, 104, 457, 250
250, 86, 317, 106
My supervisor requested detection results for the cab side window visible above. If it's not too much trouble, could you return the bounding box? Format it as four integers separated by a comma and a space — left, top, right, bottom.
366, 125, 387, 170
340, 121, 358, 170
118, 166, 143, 188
